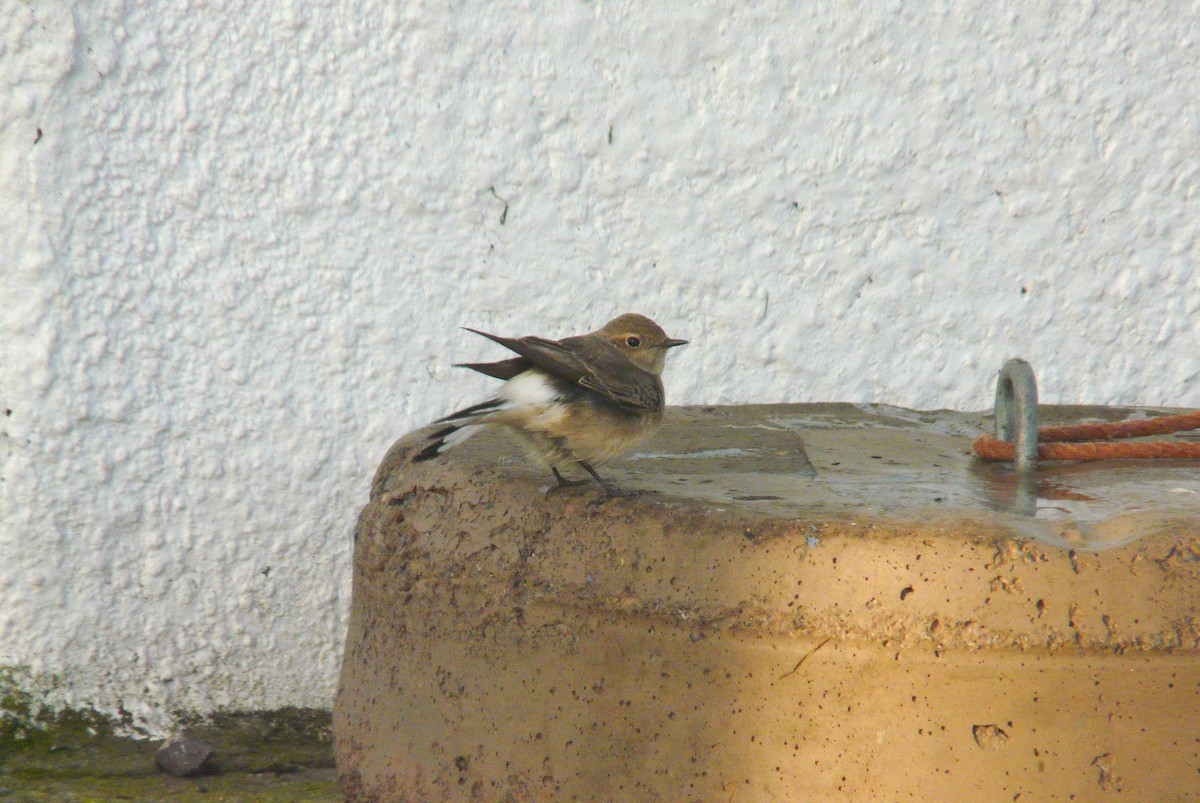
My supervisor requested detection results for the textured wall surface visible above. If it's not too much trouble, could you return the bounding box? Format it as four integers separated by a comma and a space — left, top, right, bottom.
2, 0, 1198, 734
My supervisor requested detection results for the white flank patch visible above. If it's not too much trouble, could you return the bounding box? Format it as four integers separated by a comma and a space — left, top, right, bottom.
500, 370, 568, 429
501, 371, 560, 409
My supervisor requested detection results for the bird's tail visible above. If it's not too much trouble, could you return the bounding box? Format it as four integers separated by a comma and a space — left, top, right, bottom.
412, 398, 504, 462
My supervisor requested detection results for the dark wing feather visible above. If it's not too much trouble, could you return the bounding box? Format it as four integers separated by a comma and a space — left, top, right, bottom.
557, 334, 664, 411
463, 328, 591, 383
454, 357, 530, 380
578, 371, 663, 411
463, 327, 663, 412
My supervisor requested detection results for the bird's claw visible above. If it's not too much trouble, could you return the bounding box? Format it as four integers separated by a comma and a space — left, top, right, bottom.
587, 488, 643, 507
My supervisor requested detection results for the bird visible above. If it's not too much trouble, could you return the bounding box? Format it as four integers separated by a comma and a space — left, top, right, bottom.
413, 313, 688, 499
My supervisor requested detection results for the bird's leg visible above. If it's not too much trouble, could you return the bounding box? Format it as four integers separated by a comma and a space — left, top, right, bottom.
579, 462, 641, 505
551, 466, 588, 488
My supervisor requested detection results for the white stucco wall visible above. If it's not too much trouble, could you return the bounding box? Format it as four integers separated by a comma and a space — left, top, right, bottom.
2, 1, 1198, 734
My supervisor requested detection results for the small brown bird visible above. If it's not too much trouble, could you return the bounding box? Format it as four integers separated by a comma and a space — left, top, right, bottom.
414, 313, 688, 498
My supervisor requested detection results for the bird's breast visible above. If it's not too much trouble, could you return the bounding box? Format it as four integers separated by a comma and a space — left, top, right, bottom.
552, 397, 662, 466
494, 368, 662, 466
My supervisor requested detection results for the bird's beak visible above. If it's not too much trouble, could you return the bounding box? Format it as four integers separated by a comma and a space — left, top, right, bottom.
663, 338, 689, 348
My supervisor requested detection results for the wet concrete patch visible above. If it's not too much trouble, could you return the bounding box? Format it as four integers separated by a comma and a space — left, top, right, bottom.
621, 404, 1200, 550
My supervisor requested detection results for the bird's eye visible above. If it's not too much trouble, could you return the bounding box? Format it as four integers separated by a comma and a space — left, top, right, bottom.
625, 335, 642, 348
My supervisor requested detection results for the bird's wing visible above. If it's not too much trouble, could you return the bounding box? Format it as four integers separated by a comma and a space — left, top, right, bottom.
454, 357, 530, 380
464, 329, 591, 382
464, 328, 663, 411
576, 369, 663, 411
556, 335, 665, 411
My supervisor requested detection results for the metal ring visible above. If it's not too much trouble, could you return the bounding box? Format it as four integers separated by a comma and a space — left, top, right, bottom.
994, 358, 1039, 472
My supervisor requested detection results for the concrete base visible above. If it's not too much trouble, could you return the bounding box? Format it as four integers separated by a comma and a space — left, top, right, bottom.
334, 405, 1200, 801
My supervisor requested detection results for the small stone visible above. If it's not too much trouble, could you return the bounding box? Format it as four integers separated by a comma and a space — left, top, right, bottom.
155, 730, 215, 777
971, 724, 1009, 750
1092, 752, 1121, 791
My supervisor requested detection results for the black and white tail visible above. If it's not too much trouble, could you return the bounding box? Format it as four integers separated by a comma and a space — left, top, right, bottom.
414, 370, 566, 463
412, 398, 504, 462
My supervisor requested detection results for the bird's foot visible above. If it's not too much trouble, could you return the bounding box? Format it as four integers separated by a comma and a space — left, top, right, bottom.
551, 467, 589, 488
575, 462, 644, 506
586, 487, 645, 507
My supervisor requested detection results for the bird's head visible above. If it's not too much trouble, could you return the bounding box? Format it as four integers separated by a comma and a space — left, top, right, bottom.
596, 313, 688, 375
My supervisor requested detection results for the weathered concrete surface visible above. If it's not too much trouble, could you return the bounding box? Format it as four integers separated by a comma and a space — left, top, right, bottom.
334, 404, 1200, 801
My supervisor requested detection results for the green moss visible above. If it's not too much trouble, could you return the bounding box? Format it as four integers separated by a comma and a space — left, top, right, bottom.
1, 671, 338, 801
1, 770, 340, 802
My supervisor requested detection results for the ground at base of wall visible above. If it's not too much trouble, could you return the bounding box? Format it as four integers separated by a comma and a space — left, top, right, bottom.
0, 709, 338, 802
